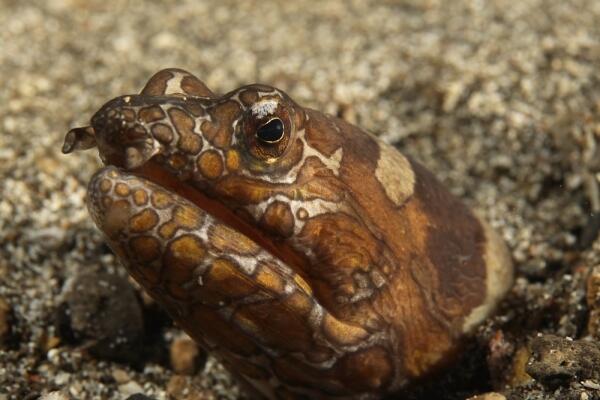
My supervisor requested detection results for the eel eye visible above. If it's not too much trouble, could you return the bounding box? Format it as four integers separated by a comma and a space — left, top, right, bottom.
243, 97, 293, 162
256, 118, 284, 144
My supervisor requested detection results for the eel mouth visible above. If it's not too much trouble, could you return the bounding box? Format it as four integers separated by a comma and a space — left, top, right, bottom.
135, 160, 304, 268
63, 126, 309, 279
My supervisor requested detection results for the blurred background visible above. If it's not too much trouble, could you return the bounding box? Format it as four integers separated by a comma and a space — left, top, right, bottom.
1, 1, 600, 399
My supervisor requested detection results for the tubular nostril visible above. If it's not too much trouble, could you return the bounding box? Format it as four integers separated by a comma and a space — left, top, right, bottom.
85, 96, 163, 170
62, 126, 97, 154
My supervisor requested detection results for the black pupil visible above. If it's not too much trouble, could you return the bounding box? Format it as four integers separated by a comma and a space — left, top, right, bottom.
256, 118, 284, 143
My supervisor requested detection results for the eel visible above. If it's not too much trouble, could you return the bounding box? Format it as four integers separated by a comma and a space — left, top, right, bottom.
63, 68, 514, 399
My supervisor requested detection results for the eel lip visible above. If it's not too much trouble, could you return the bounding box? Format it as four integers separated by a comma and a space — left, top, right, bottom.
132, 160, 310, 279
62, 126, 97, 154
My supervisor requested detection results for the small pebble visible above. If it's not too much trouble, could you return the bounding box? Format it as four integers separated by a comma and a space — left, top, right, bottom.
508, 346, 533, 387
112, 368, 131, 384
467, 393, 507, 400
581, 379, 600, 390
119, 381, 144, 397
170, 334, 204, 375
40, 391, 70, 400
167, 375, 212, 400
56, 270, 145, 365
47, 348, 61, 365
68, 382, 83, 398
44, 335, 61, 351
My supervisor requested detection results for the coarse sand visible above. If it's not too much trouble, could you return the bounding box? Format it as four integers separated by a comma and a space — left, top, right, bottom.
1, 1, 600, 399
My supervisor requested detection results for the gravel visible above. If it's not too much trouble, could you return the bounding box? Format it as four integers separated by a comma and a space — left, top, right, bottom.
1, 0, 600, 399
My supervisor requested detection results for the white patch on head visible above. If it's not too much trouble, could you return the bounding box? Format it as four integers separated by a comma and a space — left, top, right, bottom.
462, 217, 514, 333
164, 71, 186, 95
375, 141, 415, 206
251, 99, 278, 119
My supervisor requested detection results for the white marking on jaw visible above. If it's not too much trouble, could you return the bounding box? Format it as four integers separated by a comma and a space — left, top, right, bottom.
191, 257, 213, 285
227, 253, 260, 275
283, 283, 295, 294
251, 99, 278, 119
308, 303, 324, 328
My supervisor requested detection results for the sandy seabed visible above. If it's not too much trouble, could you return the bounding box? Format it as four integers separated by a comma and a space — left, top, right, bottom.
1, 1, 600, 399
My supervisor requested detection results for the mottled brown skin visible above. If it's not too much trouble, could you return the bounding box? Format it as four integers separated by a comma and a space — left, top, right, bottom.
63, 68, 514, 399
